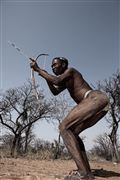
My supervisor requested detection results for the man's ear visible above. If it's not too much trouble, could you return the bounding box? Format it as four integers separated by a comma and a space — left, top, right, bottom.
62, 63, 66, 68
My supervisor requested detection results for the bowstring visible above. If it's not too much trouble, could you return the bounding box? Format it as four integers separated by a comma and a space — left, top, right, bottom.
32, 54, 48, 100
43, 55, 47, 69
31, 69, 39, 100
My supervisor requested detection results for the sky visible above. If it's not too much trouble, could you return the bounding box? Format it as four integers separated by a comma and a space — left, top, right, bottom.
0, 0, 119, 150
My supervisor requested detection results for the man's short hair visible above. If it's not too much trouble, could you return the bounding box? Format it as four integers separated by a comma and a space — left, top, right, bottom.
53, 57, 68, 68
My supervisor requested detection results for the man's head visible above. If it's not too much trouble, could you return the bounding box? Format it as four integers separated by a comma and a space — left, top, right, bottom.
51, 57, 68, 75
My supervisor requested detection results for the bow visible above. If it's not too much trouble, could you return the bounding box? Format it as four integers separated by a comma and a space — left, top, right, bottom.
8, 41, 49, 100
31, 54, 49, 99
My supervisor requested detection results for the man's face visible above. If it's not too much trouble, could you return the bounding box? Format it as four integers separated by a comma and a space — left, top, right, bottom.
51, 59, 64, 75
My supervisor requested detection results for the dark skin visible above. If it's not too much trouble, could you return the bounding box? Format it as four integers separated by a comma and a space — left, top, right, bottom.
30, 58, 109, 179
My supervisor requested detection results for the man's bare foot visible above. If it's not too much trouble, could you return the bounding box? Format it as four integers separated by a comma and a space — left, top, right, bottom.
64, 170, 94, 180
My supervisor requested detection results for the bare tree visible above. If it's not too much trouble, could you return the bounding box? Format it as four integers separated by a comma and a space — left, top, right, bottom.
91, 133, 113, 160
0, 133, 14, 150
97, 71, 120, 162
0, 81, 52, 157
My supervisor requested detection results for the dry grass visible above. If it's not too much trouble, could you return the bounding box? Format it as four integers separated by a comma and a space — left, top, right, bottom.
0, 158, 120, 180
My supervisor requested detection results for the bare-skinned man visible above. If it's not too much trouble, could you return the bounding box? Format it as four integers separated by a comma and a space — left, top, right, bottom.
30, 57, 109, 180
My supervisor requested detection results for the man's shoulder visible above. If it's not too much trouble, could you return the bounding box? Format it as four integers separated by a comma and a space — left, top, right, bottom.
67, 67, 76, 71
65, 67, 75, 75
68, 67, 80, 74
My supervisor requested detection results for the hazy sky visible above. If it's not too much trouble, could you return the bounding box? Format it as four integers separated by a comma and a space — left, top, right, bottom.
0, 0, 119, 149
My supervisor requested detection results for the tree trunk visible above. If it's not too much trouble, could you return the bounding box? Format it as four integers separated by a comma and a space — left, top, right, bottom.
16, 133, 22, 154
109, 123, 120, 162
11, 134, 18, 157
24, 125, 31, 154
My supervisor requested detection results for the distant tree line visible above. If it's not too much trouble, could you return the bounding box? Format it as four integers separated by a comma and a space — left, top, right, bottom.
0, 71, 120, 162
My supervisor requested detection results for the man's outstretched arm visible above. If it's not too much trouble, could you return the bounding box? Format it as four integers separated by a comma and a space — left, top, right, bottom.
30, 60, 72, 85
30, 59, 66, 95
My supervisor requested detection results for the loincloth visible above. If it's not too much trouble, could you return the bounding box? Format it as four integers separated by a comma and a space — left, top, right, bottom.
84, 90, 109, 112
84, 90, 92, 99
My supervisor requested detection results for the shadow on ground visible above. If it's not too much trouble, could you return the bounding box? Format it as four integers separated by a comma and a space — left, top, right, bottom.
92, 168, 120, 178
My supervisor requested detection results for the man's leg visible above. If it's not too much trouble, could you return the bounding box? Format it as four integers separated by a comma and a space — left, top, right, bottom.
59, 96, 108, 178
60, 112, 107, 179
75, 135, 91, 172
71, 111, 108, 176
73, 110, 107, 135
59, 98, 93, 175
59, 126, 91, 175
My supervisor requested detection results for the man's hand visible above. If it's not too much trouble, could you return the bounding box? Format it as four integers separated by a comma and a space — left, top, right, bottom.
29, 58, 40, 72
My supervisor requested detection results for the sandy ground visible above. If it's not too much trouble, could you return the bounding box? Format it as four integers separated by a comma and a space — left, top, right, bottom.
0, 158, 120, 180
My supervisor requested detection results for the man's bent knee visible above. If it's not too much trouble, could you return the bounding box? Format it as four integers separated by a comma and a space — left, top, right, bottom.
59, 122, 69, 135
59, 122, 65, 132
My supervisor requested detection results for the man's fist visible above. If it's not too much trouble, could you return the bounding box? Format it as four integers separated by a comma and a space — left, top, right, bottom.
29, 58, 39, 72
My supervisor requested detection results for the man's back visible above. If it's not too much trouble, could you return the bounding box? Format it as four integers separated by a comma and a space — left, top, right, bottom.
63, 67, 92, 103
